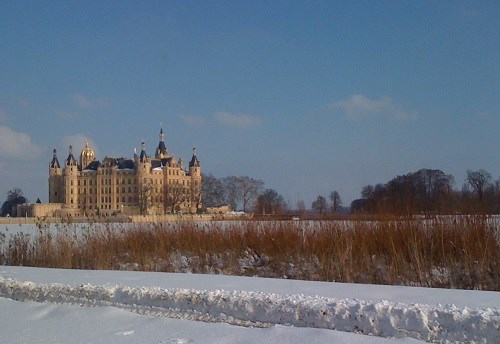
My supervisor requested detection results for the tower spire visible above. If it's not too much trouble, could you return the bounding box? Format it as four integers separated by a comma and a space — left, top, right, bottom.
189, 147, 200, 167
155, 124, 168, 159
50, 148, 61, 168
139, 141, 147, 162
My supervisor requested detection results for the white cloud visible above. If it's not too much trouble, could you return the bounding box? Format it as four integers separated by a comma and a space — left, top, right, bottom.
214, 111, 262, 128
60, 135, 99, 160
72, 93, 109, 109
178, 114, 205, 126
0, 125, 44, 161
331, 95, 418, 121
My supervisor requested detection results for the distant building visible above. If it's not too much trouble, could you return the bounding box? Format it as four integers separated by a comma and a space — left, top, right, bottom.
47, 126, 201, 217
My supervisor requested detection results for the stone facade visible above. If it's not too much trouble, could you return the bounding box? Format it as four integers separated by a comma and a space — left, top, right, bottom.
48, 127, 201, 216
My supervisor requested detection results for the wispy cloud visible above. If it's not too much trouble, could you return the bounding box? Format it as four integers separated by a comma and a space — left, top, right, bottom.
0, 125, 44, 161
178, 114, 205, 126
60, 134, 99, 159
331, 95, 418, 121
72, 93, 109, 109
214, 111, 262, 128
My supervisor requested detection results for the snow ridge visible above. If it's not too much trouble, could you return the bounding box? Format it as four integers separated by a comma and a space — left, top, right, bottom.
0, 276, 498, 343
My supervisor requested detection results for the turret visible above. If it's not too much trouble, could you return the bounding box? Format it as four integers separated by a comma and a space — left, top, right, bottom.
137, 142, 151, 174
63, 145, 78, 208
155, 125, 169, 159
49, 149, 63, 203
189, 147, 201, 177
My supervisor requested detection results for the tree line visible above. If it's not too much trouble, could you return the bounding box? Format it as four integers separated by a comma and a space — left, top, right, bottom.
202, 174, 287, 214
351, 168, 500, 215
3, 168, 498, 217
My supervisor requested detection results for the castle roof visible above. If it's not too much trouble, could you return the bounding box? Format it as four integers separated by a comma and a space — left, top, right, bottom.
189, 147, 200, 167
50, 149, 61, 168
100, 157, 135, 170
155, 126, 168, 159
66, 146, 77, 166
83, 160, 101, 171
139, 142, 147, 162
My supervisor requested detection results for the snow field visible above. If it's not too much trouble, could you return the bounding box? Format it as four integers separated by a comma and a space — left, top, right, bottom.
0, 276, 497, 343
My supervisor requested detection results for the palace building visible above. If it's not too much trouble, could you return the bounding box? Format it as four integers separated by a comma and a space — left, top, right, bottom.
47, 127, 202, 217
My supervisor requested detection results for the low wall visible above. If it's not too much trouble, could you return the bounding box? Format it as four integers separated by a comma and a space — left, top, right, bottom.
0, 213, 247, 225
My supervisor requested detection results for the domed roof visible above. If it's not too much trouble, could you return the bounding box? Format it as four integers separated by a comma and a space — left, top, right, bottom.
80, 142, 95, 160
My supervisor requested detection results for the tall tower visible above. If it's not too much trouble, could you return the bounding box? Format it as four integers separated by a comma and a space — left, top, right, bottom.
62, 145, 79, 209
137, 142, 151, 215
49, 149, 63, 203
189, 147, 202, 212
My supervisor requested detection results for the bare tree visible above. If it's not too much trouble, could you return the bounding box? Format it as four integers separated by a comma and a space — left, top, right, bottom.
239, 176, 264, 212
414, 169, 454, 214
466, 169, 493, 205
137, 180, 153, 215
329, 190, 342, 214
201, 174, 225, 208
361, 185, 374, 199
164, 181, 188, 213
255, 189, 285, 215
222, 176, 240, 211
191, 179, 202, 213
311, 195, 327, 214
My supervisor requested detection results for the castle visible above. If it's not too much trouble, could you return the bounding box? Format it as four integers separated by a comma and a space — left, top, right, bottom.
46, 127, 202, 217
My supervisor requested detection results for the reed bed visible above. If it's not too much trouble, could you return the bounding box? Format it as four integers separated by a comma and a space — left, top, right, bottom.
1, 216, 498, 290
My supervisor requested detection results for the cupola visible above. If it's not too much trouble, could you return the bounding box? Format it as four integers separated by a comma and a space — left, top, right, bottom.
80, 142, 95, 169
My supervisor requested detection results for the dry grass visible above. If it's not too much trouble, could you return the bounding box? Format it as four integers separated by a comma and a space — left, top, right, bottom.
1, 217, 498, 290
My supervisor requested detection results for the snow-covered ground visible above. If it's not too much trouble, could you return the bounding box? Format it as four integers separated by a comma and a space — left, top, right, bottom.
0, 266, 498, 343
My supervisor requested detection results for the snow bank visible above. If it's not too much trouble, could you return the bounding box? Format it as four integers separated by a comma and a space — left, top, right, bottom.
0, 276, 497, 343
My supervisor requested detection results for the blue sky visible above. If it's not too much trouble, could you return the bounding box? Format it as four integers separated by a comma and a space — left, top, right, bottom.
0, 1, 498, 207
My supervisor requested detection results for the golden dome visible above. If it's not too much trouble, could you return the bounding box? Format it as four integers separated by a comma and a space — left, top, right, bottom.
80, 142, 95, 159
80, 142, 95, 169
